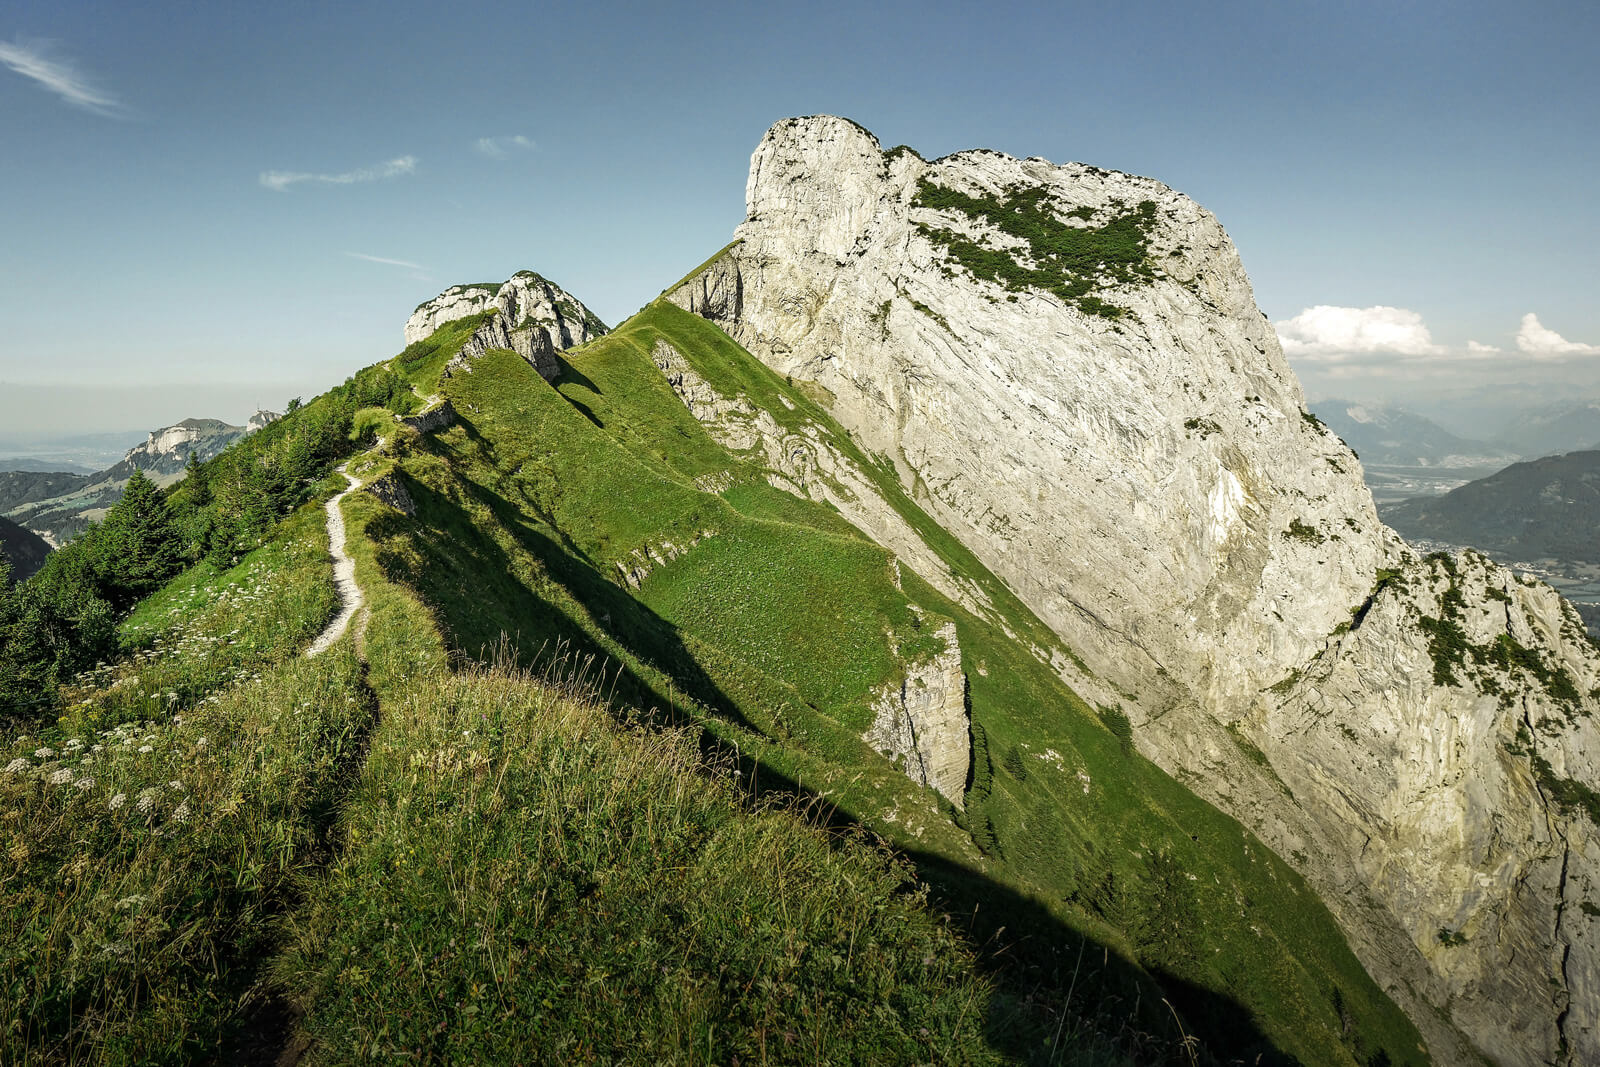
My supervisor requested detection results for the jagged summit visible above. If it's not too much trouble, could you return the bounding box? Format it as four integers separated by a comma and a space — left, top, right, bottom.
406, 271, 605, 349
405, 271, 607, 383
672, 114, 1600, 1066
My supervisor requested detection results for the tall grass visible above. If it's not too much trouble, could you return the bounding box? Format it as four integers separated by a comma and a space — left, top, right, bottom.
0, 649, 369, 1063
276, 659, 1010, 1065
58, 502, 338, 738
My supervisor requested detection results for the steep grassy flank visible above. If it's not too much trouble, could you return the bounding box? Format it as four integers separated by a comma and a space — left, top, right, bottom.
391, 311, 497, 396
57, 499, 341, 736
355, 303, 1428, 1065
0, 490, 369, 1063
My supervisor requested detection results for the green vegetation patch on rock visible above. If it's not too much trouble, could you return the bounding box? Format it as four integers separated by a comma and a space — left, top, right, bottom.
912, 178, 1159, 319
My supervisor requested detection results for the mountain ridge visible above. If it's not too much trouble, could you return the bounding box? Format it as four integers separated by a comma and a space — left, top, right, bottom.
1387, 449, 1600, 564
6, 116, 1599, 1065
1, 410, 279, 543
670, 114, 1600, 1065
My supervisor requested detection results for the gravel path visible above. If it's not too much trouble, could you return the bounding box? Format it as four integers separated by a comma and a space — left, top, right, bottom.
305, 465, 364, 657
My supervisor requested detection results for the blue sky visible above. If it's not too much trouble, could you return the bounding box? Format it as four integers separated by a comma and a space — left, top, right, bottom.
2, 0, 1597, 441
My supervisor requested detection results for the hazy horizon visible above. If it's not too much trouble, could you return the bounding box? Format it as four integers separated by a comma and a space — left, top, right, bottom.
4, 1, 1598, 445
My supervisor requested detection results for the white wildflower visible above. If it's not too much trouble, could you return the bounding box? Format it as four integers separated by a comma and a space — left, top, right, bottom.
34, 747, 55, 759
48, 768, 74, 786
108, 793, 127, 811
4, 758, 29, 774
75, 777, 94, 791
168, 780, 185, 791
65, 738, 84, 750
138, 745, 153, 754
171, 802, 191, 822
137, 789, 159, 813
195, 737, 208, 749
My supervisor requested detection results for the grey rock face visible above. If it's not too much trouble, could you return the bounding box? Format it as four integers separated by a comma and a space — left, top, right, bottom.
407, 271, 606, 382
401, 400, 456, 434
672, 115, 1600, 1065
862, 620, 970, 806
365, 472, 417, 516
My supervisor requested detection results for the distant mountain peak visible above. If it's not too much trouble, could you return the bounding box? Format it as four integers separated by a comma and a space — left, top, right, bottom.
405, 272, 607, 382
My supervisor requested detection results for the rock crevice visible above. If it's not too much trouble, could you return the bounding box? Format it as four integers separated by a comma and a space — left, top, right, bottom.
863, 621, 970, 807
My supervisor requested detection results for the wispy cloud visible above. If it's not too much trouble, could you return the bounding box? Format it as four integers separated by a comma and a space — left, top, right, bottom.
0, 36, 123, 116
474, 134, 534, 158
1466, 340, 1502, 355
346, 252, 426, 271
260, 155, 417, 192
1515, 313, 1600, 358
1275, 305, 1445, 361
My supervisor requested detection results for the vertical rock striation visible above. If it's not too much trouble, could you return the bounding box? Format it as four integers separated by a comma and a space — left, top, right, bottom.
862, 621, 970, 807
671, 115, 1600, 1065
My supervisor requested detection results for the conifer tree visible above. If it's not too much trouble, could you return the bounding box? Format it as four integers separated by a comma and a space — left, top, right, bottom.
96, 468, 183, 610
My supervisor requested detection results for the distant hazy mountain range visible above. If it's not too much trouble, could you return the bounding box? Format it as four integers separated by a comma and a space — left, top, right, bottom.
1311, 399, 1518, 468
0, 457, 100, 474
1309, 396, 1600, 504
1, 413, 277, 544
1386, 449, 1600, 564
1313, 397, 1600, 467
1496, 400, 1600, 459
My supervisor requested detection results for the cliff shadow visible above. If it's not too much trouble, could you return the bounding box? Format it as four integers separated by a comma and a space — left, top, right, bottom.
365, 468, 761, 738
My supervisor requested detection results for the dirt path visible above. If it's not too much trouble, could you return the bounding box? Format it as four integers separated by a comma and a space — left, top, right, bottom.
306, 465, 364, 657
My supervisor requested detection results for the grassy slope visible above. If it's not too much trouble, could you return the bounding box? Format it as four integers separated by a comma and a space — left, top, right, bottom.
0, 408, 1050, 1063
279, 433, 1044, 1064
0, 492, 371, 1064
0, 291, 1432, 1064
361, 299, 1429, 1066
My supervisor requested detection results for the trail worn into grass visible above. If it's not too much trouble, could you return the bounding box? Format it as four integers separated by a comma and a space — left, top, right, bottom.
306, 465, 364, 657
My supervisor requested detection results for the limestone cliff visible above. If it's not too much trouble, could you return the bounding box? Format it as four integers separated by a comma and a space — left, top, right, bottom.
407, 271, 607, 381
4, 413, 277, 543
671, 115, 1600, 1065
863, 620, 970, 807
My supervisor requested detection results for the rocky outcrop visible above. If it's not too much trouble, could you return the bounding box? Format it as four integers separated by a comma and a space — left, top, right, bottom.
863, 621, 970, 806
613, 530, 716, 590
365, 472, 417, 516
401, 400, 456, 434
408, 272, 607, 382
672, 115, 1600, 1065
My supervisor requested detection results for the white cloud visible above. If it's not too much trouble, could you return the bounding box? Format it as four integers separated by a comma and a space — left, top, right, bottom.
260, 155, 417, 192
474, 135, 534, 158
1515, 313, 1600, 358
0, 37, 122, 116
1465, 340, 1502, 356
345, 252, 425, 271
1274, 305, 1445, 361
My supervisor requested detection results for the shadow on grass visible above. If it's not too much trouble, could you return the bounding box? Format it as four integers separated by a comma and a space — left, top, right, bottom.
357, 395, 1334, 1065
364, 470, 1305, 1066
364, 467, 762, 738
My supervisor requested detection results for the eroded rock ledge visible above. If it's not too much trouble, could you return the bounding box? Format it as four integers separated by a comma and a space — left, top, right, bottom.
863, 620, 970, 807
